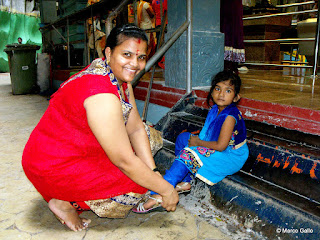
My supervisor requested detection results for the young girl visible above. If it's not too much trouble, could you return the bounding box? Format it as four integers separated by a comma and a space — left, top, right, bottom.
133, 70, 249, 213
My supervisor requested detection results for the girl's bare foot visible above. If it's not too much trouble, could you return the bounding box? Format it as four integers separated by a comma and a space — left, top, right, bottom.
48, 199, 91, 231
132, 194, 163, 213
142, 194, 162, 210
175, 182, 191, 193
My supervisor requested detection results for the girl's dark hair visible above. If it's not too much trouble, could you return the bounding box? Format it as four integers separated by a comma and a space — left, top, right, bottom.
206, 70, 242, 107
106, 24, 148, 50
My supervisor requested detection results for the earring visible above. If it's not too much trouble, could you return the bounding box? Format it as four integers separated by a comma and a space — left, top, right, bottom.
107, 59, 110, 65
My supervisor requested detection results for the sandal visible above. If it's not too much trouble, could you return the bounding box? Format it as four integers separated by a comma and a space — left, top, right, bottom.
132, 197, 165, 214
175, 182, 191, 194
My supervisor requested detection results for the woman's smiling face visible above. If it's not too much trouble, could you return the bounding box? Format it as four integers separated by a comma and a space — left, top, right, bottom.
106, 37, 147, 85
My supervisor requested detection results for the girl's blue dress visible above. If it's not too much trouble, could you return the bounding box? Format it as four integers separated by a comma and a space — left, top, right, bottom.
175, 103, 249, 185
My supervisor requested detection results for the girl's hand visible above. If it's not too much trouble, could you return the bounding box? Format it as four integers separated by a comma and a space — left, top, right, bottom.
188, 135, 200, 147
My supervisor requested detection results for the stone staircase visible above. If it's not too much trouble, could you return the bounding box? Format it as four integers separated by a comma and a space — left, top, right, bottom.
152, 93, 320, 240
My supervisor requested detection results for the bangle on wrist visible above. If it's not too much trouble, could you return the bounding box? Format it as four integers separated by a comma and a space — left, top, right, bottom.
152, 167, 160, 172
164, 187, 175, 197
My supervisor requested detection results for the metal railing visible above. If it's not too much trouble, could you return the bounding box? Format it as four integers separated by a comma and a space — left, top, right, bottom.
243, 9, 317, 20
141, 6, 167, 121
314, 6, 320, 76
132, 0, 193, 122
276, 1, 315, 9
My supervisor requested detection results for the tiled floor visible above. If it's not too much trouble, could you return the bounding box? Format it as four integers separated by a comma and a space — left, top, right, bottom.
239, 67, 320, 111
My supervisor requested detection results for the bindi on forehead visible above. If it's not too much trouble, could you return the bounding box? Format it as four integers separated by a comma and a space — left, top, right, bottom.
134, 38, 141, 44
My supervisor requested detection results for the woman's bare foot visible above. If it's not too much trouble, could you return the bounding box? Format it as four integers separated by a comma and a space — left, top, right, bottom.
175, 182, 191, 193
48, 199, 91, 231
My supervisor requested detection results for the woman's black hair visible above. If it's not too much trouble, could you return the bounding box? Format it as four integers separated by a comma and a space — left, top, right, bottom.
106, 24, 148, 50
206, 70, 242, 107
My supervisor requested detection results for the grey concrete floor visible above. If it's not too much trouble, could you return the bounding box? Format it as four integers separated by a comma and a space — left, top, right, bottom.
0, 73, 235, 240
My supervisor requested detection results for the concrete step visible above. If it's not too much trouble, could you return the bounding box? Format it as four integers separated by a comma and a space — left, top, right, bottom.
153, 93, 320, 240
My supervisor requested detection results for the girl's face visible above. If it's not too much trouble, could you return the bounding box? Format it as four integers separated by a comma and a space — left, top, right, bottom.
211, 80, 240, 111
105, 38, 147, 85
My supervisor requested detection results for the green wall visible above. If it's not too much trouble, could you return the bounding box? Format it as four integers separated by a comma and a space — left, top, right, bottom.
0, 11, 42, 72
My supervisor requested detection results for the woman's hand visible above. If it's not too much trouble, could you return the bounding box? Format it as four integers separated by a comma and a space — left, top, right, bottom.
188, 135, 200, 147
154, 170, 162, 177
85, 93, 177, 204
187, 116, 236, 151
160, 187, 179, 212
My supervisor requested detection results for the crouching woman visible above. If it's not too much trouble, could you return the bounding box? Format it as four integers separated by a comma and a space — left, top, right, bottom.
22, 24, 178, 231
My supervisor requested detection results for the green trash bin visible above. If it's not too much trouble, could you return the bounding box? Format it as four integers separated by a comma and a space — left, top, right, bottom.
4, 44, 40, 95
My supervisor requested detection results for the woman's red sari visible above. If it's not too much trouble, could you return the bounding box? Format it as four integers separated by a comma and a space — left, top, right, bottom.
22, 59, 147, 202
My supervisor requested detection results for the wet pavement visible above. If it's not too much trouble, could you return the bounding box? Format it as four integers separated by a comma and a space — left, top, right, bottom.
0, 73, 233, 240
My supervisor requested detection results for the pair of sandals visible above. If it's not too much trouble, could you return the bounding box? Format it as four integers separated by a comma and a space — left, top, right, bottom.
132, 182, 191, 214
